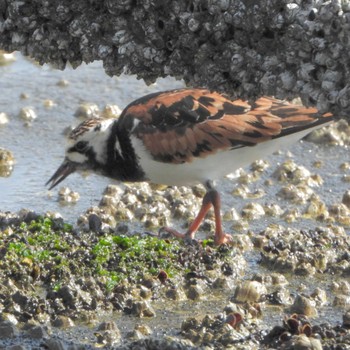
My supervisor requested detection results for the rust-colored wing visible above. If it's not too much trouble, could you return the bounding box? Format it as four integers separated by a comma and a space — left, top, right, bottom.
118, 89, 333, 164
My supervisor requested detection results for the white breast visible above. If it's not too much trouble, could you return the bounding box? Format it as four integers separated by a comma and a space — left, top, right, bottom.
131, 124, 331, 186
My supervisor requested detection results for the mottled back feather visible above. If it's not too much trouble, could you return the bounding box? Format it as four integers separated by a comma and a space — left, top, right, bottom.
118, 89, 333, 164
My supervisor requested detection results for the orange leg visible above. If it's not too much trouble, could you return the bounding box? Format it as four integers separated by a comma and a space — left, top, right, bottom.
162, 188, 233, 245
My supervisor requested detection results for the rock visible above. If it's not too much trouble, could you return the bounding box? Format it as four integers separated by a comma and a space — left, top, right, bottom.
131, 301, 156, 318
27, 325, 49, 339
185, 285, 203, 301
6, 346, 27, 350
97, 321, 119, 331
288, 334, 322, 350
88, 213, 102, 232
0, 320, 18, 339
343, 310, 350, 327
95, 324, 121, 345
232, 281, 267, 303
342, 190, 350, 209
45, 338, 68, 350
290, 295, 317, 317
333, 294, 350, 308
52, 315, 75, 328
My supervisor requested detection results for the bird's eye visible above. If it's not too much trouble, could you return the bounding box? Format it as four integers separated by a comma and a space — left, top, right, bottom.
75, 141, 88, 152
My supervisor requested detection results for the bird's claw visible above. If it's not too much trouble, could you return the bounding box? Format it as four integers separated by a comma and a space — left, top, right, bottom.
159, 227, 232, 246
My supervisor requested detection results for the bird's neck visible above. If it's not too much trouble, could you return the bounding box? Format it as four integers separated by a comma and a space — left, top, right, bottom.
103, 119, 145, 182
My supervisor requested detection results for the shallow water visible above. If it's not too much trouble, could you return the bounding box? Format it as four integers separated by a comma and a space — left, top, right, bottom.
1, 53, 350, 347
0, 53, 183, 221
1, 53, 349, 231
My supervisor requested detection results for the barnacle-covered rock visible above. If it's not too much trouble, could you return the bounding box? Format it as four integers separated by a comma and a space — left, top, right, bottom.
18, 107, 37, 122
74, 102, 99, 119
0, 112, 9, 125
232, 280, 267, 304
58, 187, 80, 204
0, 147, 14, 177
274, 160, 322, 187
2, 2, 350, 118
100, 104, 122, 119
289, 295, 317, 318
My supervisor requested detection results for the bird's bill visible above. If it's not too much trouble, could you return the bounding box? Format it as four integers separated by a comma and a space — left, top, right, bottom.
46, 160, 77, 190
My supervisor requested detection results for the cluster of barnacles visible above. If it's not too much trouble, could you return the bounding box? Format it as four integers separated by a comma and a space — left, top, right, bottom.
1, 1, 350, 116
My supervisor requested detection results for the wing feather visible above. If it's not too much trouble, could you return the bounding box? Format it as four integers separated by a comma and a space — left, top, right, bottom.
117, 89, 334, 164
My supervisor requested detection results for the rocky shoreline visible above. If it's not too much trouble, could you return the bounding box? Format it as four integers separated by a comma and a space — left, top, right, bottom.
1, 184, 350, 349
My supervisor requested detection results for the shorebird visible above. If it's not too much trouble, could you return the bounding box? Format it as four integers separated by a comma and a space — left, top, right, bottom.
47, 88, 333, 245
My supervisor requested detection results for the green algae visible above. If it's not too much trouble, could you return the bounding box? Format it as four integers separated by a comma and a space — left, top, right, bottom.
1, 216, 232, 293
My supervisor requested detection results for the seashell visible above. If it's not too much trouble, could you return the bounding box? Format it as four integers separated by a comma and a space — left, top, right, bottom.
232, 281, 266, 304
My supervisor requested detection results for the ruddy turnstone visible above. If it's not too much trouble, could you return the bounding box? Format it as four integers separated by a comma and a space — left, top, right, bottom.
47, 88, 334, 245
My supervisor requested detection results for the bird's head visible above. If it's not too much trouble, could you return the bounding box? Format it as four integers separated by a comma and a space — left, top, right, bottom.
46, 118, 115, 190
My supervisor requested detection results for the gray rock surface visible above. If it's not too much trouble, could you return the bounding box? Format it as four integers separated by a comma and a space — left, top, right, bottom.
1, 1, 350, 116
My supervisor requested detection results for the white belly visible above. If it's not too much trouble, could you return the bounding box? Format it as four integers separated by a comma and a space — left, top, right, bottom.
131, 124, 330, 186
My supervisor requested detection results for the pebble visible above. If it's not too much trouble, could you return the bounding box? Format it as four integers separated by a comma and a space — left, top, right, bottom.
186, 285, 203, 301
52, 315, 75, 328
342, 190, 350, 209
0, 320, 18, 338
290, 295, 318, 317
343, 310, 350, 327
333, 294, 350, 308
56, 79, 69, 87
27, 325, 49, 339
131, 301, 156, 318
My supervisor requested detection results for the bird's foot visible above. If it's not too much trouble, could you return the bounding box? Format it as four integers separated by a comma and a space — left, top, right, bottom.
159, 227, 197, 244
159, 227, 232, 246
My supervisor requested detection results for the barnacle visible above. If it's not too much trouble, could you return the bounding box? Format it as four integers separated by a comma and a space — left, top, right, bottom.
1, 1, 350, 116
